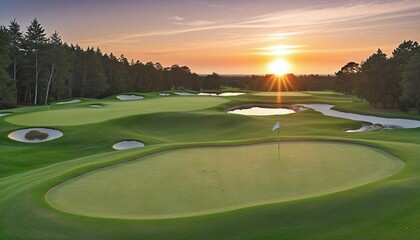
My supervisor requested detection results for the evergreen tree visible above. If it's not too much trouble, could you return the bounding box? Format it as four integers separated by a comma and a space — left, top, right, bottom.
335, 62, 360, 97
7, 19, 23, 101
0, 27, 14, 107
356, 49, 389, 107
24, 18, 47, 104
44, 31, 66, 104
400, 53, 420, 113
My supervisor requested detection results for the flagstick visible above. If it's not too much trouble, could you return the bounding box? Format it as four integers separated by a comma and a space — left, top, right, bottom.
277, 127, 280, 160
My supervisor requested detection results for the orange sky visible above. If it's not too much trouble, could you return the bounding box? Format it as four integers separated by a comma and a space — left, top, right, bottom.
1, 0, 420, 74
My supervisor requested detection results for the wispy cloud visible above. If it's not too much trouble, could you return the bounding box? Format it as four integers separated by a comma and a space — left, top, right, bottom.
254, 45, 305, 56
209, 4, 242, 11
172, 20, 217, 26
171, 16, 184, 21
84, 0, 420, 49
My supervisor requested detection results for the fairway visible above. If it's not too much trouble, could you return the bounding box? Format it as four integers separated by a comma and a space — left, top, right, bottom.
5, 96, 227, 126
46, 141, 403, 219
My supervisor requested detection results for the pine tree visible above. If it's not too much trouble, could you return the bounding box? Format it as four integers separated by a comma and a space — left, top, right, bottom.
400, 53, 420, 113
24, 18, 47, 105
7, 19, 23, 101
0, 27, 14, 107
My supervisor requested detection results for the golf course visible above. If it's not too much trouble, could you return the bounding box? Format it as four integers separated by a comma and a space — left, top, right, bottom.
1, 91, 419, 239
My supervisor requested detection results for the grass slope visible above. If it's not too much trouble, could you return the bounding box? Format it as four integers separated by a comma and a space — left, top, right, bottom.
5, 96, 227, 126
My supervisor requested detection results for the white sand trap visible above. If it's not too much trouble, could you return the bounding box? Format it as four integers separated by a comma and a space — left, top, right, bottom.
301, 104, 420, 129
57, 99, 81, 104
0, 113, 11, 117
90, 104, 103, 108
113, 140, 145, 150
219, 92, 246, 96
159, 93, 170, 97
228, 107, 295, 116
174, 92, 196, 96
198, 93, 217, 96
8, 128, 63, 143
198, 93, 218, 96
116, 95, 144, 100
346, 124, 382, 133
198, 92, 246, 97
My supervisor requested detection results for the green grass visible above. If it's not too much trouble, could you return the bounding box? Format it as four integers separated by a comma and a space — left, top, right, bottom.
0, 91, 420, 239
5, 96, 227, 126
46, 142, 402, 219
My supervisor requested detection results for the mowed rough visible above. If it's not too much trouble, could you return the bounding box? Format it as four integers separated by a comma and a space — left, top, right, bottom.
46, 141, 403, 219
5, 96, 227, 126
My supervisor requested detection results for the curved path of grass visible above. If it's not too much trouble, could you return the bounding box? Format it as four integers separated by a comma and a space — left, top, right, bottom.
46, 142, 403, 219
5, 96, 227, 126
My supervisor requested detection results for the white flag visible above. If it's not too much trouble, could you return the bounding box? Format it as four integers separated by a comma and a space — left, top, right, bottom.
272, 122, 280, 131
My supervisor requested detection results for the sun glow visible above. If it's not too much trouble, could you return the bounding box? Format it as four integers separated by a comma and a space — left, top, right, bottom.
269, 59, 290, 76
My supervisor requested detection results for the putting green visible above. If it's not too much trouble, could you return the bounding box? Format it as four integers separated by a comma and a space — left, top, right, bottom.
5, 97, 227, 126
253, 92, 310, 96
46, 142, 403, 219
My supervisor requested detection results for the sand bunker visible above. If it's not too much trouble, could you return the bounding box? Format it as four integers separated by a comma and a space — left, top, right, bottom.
113, 141, 145, 150
0, 113, 11, 117
116, 95, 144, 100
90, 104, 103, 108
219, 92, 246, 96
57, 99, 81, 104
174, 92, 196, 96
301, 104, 420, 129
198, 93, 218, 96
8, 128, 63, 143
198, 92, 246, 97
228, 107, 295, 116
345, 124, 399, 132
159, 93, 170, 97
345, 124, 381, 133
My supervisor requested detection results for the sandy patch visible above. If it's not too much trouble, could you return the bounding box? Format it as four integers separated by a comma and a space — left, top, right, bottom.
198, 93, 218, 96
113, 140, 145, 150
159, 93, 170, 97
116, 95, 144, 100
57, 99, 81, 104
0, 113, 11, 117
199, 92, 246, 97
174, 92, 196, 96
219, 92, 246, 96
8, 128, 63, 143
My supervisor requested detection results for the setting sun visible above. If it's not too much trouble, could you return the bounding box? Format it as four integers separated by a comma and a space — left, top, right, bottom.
269, 59, 291, 75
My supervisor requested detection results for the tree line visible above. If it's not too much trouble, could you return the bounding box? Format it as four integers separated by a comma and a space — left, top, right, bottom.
1, 19, 419, 113
334, 40, 420, 113
0, 19, 215, 108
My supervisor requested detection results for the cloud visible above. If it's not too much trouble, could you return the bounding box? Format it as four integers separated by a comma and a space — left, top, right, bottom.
254, 45, 305, 56
171, 16, 184, 21
209, 4, 242, 11
86, 0, 420, 48
173, 20, 217, 26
